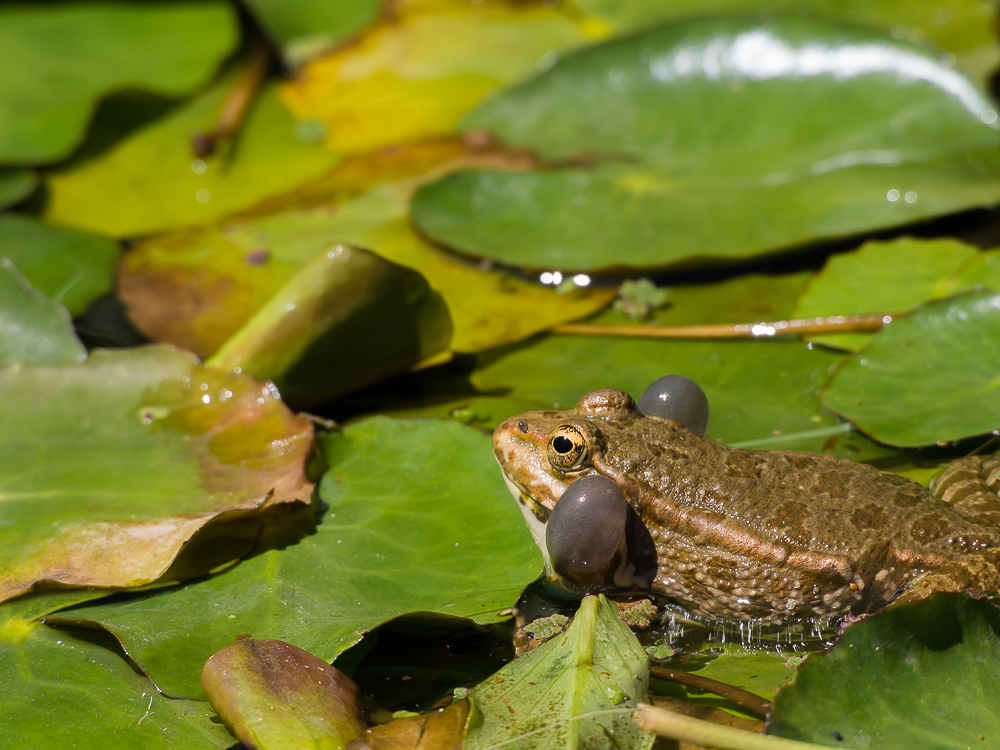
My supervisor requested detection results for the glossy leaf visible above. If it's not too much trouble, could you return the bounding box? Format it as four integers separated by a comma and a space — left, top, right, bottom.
768, 594, 1000, 748
573, 0, 1000, 84
54, 417, 542, 699
822, 291, 1000, 446
0, 214, 119, 317
202, 639, 366, 750
119, 150, 613, 358
0, 259, 85, 366
412, 18, 1000, 272
208, 244, 452, 408
465, 595, 653, 750
348, 700, 469, 750
44, 74, 340, 238
940, 248, 1000, 295
793, 237, 979, 351
0, 346, 314, 603
0, 169, 37, 209
0, 2, 237, 164
0, 594, 232, 749
245, 0, 382, 65
279, 0, 588, 155
472, 334, 894, 460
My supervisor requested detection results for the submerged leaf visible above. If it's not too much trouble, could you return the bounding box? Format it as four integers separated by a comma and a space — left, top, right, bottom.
0, 2, 237, 163
202, 639, 366, 750
53, 417, 541, 699
0, 260, 85, 367
208, 244, 451, 408
822, 291, 1000, 446
412, 18, 1000, 272
0, 346, 314, 603
768, 594, 1000, 748
465, 594, 653, 750
0, 168, 37, 209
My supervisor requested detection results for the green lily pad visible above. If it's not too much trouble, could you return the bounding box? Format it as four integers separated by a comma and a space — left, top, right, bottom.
466, 595, 653, 750
0, 594, 233, 749
940, 248, 1000, 295
793, 237, 979, 351
0, 259, 85, 366
572, 0, 1000, 85
412, 18, 1000, 272
0, 345, 314, 604
245, 0, 382, 65
118, 158, 613, 358
0, 169, 37, 209
768, 594, 1000, 748
207, 244, 452, 408
822, 291, 1000, 447
202, 639, 366, 749
0, 2, 237, 164
0, 214, 119, 317
472, 334, 895, 461
44, 72, 340, 238
52, 417, 542, 699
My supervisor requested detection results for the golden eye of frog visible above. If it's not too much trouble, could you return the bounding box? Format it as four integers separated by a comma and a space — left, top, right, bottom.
493, 379, 1000, 622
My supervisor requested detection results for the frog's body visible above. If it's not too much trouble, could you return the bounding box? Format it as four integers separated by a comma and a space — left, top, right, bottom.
494, 388, 1000, 621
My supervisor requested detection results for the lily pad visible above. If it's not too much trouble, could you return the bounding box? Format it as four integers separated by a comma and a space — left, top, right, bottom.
0, 169, 37, 209
472, 334, 895, 460
0, 259, 85, 367
44, 73, 340, 238
793, 237, 980, 351
207, 244, 452, 408
768, 594, 1000, 748
940, 248, 1000, 295
412, 18, 1000, 272
0, 345, 314, 604
0, 2, 237, 164
0, 214, 119, 317
118, 150, 614, 358
279, 0, 588, 156
245, 0, 382, 65
466, 594, 653, 750
573, 0, 1000, 84
0, 593, 233, 749
821, 291, 1000, 447
52, 417, 542, 699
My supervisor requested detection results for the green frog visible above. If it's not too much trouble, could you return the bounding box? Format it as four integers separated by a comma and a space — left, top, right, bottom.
493, 380, 1000, 622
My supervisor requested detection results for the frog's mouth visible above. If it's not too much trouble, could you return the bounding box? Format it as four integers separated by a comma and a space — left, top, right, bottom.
498, 466, 554, 572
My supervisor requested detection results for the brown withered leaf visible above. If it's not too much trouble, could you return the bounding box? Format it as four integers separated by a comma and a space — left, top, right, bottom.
347, 701, 469, 750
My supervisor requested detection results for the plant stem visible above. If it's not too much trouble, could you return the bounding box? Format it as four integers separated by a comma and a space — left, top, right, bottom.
554, 313, 890, 339
650, 666, 771, 717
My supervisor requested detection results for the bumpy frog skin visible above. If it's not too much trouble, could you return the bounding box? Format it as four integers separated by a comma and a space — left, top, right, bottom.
494, 388, 1000, 622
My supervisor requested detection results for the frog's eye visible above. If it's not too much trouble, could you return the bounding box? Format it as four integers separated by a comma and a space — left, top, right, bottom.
547, 425, 588, 470
638, 374, 710, 437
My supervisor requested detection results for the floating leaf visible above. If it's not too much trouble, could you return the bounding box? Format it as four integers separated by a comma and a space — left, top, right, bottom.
472, 334, 894, 460
245, 0, 382, 65
940, 247, 1000, 295
207, 244, 452, 408
0, 594, 233, 749
768, 594, 1000, 748
349, 700, 469, 750
0, 346, 313, 603
0, 214, 119, 317
119, 147, 613, 358
0, 2, 237, 164
53, 417, 542, 699
0, 259, 85, 366
202, 638, 366, 750
0, 168, 36, 209
465, 594, 653, 750
793, 237, 980, 351
573, 0, 1000, 84
412, 18, 1000, 272
44, 73, 340, 238
822, 291, 1000, 446
279, 0, 589, 155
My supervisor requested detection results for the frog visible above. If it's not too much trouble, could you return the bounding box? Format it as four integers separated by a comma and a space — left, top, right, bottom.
493, 376, 1000, 622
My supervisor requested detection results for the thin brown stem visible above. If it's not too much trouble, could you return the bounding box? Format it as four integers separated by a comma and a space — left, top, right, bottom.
650, 666, 772, 718
192, 39, 271, 158
553, 313, 891, 340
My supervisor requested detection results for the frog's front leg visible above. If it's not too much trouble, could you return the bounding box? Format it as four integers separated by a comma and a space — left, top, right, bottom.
929, 455, 1000, 526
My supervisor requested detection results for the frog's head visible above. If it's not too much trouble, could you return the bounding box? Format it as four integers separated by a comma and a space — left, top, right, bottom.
493, 378, 709, 594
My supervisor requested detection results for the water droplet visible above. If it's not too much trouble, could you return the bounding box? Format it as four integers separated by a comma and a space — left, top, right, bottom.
191, 159, 207, 174
202, 394, 211, 404
886, 189, 900, 202
904, 191, 918, 203
983, 110, 998, 124
572, 274, 591, 287
196, 189, 211, 203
